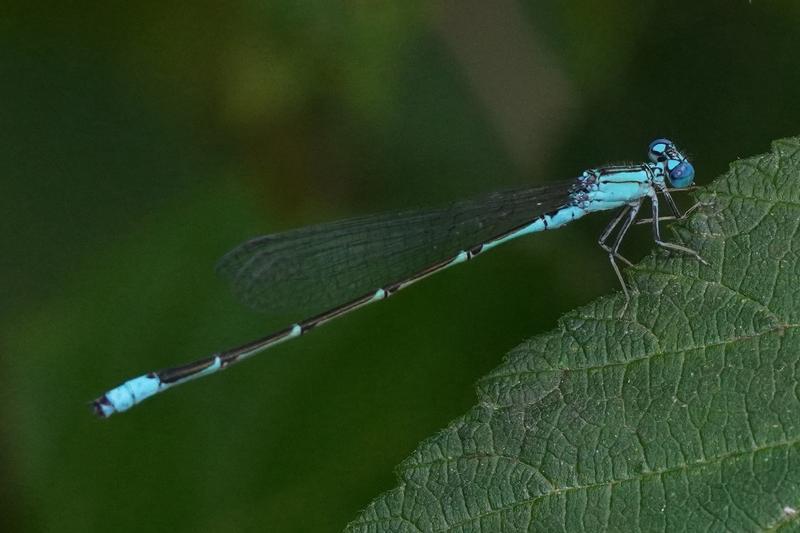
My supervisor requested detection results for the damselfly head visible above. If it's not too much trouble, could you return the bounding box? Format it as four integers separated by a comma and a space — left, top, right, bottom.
648, 138, 695, 188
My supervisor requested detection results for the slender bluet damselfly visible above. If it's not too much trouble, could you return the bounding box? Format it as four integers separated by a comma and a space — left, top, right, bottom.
93, 138, 702, 417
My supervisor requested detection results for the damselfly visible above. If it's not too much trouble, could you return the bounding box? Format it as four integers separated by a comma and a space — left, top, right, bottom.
93, 139, 702, 418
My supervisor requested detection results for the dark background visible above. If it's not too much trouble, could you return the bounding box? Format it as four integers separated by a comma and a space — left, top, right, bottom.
3, 1, 799, 531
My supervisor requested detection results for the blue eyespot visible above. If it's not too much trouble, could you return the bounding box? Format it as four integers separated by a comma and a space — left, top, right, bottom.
668, 160, 695, 188
648, 138, 673, 162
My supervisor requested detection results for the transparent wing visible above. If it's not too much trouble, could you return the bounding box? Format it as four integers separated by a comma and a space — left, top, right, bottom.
216, 182, 575, 316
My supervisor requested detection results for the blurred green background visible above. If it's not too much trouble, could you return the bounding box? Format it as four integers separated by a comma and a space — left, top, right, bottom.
4, 1, 800, 531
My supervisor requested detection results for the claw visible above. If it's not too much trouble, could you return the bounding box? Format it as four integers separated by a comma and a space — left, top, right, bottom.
615, 254, 634, 268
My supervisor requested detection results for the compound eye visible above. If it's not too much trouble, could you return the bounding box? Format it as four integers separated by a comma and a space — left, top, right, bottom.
668, 160, 695, 188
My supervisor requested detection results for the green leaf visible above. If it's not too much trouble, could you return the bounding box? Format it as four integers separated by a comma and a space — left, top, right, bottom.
347, 137, 800, 532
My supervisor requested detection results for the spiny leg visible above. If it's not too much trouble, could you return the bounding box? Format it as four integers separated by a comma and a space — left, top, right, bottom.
599, 201, 642, 301
662, 185, 699, 194
637, 198, 709, 225
649, 191, 709, 265
599, 204, 634, 268
638, 185, 717, 225
660, 187, 683, 218
635, 186, 682, 225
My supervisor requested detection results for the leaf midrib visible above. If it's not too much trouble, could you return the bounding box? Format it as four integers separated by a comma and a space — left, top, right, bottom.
478, 322, 794, 394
